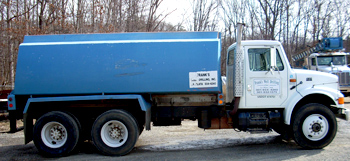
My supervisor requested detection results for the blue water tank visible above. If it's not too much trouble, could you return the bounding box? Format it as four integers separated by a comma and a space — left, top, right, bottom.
13, 32, 222, 95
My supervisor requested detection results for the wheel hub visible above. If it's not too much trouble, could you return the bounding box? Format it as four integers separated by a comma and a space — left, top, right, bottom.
101, 120, 128, 147
302, 114, 329, 141
109, 125, 123, 139
311, 123, 321, 132
50, 125, 65, 141
41, 122, 68, 148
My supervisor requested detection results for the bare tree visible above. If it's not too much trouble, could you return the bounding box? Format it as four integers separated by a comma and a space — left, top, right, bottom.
2, 0, 350, 85
146, 0, 175, 32
191, 0, 218, 31
256, 0, 285, 40
0, 0, 180, 86
333, 0, 350, 37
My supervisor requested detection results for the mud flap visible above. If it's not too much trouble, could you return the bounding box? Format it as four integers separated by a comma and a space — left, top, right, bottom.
145, 107, 151, 130
9, 111, 17, 133
24, 113, 33, 144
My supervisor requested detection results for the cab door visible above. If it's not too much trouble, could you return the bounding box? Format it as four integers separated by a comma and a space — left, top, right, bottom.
245, 46, 288, 108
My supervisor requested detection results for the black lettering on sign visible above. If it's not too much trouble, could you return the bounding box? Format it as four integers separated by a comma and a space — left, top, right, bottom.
270, 89, 278, 93
256, 89, 262, 93
263, 89, 269, 93
198, 73, 210, 77
199, 78, 210, 81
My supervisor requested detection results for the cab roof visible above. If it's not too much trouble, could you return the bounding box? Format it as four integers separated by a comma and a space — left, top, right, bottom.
227, 40, 282, 51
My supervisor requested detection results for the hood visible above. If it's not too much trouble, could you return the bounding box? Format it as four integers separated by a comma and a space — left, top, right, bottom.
294, 69, 339, 92
317, 65, 350, 73
294, 69, 338, 83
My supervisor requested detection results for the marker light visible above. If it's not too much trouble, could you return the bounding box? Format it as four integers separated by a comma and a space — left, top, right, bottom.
338, 97, 344, 104
290, 79, 297, 82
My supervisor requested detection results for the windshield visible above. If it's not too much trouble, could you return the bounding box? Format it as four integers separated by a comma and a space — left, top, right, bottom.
317, 56, 346, 65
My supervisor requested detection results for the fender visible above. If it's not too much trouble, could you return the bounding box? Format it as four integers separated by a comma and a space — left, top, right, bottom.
283, 86, 342, 125
283, 91, 302, 125
24, 94, 151, 127
297, 85, 342, 108
22, 94, 151, 144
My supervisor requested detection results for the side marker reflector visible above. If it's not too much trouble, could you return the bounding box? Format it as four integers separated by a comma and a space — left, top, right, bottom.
290, 79, 297, 82
338, 97, 344, 104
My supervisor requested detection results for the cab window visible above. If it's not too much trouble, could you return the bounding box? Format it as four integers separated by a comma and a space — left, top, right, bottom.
227, 48, 236, 66
248, 48, 284, 71
276, 49, 284, 70
311, 58, 316, 66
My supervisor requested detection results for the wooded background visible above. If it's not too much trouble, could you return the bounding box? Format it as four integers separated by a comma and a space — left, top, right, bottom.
1, 0, 350, 89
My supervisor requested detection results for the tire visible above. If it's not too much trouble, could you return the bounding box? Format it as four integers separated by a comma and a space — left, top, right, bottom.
64, 111, 84, 153
91, 110, 139, 156
273, 125, 293, 141
65, 112, 82, 133
292, 103, 337, 149
33, 111, 80, 157
137, 117, 145, 136
138, 124, 144, 136
272, 125, 285, 135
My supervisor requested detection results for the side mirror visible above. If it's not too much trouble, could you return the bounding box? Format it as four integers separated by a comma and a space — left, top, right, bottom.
330, 62, 335, 73
271, 47, 276, 67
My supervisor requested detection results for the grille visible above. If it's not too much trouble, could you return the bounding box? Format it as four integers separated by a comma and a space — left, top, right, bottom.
333, 72, 350, 86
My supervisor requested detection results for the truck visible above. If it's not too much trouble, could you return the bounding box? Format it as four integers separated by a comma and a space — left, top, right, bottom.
293, 37, 350, 95
309, 53, 350, 94
7, 24, 349, 157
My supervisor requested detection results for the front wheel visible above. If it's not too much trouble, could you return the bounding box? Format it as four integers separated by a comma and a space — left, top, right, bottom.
91, 110, 139, 156
292, 103, 337, 149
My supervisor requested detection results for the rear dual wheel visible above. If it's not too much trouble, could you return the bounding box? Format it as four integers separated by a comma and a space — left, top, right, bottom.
33, 111, 80, 157
91, 110, 139, 156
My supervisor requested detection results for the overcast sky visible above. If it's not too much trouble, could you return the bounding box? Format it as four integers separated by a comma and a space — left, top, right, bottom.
160, 0, 192, 26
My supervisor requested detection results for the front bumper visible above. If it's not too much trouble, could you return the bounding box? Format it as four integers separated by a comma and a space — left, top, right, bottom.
340, 86, 350, 94
336, 108, 350, 121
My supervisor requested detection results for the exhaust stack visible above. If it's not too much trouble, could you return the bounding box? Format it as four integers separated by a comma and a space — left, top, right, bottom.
229, 23, 245, 116
234, 23, 244, 97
